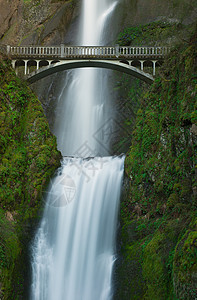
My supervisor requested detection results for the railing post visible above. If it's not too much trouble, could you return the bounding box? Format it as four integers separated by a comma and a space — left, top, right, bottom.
6, 45, 11, 54
115, 44, 119, 58
60, 44, 64, 58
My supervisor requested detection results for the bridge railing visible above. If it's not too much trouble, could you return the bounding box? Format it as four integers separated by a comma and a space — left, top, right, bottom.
61, 46, 116, 57
6, 45, 170, 59
119, 46, 169, 56
7, 45, 61, 56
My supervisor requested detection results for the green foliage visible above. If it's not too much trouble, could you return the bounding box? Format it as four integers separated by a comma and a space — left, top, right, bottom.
141, 220, 182, 299
125, 42, 197, 215
0, 209, 21, 297
173, 220, 197, 299
118, 27, 197, 299
116, 21, 181, 46
0, 59, 61, 213
0, 56, 61, 298
143, 232, 168, 299
116, 25, 143, 46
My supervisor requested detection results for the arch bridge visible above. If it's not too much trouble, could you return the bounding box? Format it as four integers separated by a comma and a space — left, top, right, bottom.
5, 44, 169, 84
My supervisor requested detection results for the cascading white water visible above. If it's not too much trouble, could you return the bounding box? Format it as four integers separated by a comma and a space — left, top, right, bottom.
30, 0, 124, 299
31, 156, 124, 300
54, 0, 119, 156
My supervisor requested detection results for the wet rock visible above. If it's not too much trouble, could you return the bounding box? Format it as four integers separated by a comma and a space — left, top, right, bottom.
191, 124, 197, 136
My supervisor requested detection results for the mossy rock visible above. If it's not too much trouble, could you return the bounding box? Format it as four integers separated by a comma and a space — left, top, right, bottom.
173, 220, 197, 299
120, 24, 197, 299
0, 54, 61, 298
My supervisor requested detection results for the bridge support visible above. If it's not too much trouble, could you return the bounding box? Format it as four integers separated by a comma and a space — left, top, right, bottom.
152, 60, 156, 76
36, 60, 39, 70
140, 60, 144, 71
25, 60, 28, 75
11, 60, 16, 69
24, 60, 154, 84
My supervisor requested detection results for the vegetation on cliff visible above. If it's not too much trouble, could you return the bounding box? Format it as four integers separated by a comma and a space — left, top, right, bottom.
115, 26, 197, 299
0, 54, 61, 299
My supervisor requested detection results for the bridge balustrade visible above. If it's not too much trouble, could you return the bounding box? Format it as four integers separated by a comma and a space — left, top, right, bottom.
6, 45, 169, 59
8, 46, 61, 57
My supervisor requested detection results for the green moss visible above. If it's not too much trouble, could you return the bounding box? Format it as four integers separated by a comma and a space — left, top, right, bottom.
173, 220, 197, 299
114, 220, 145, 300
0, 209, 21, 298
167, 193, 179, 209
117, 25, 197, 299
0, 54, 61, 298
143, 232, 168, 299
116, 21, 187, 47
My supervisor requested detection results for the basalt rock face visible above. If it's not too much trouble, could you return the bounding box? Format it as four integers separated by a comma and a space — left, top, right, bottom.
0, 0, 77, 46
0, 0, 20, 41
114, 26, 197, 300
120, 0, 197, 29
1, 0, 196, 47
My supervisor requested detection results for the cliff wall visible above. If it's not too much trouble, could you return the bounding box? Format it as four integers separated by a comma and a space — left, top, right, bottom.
0, 53, 61, 299
114, 26, 197, 300
0, 0, 77, 46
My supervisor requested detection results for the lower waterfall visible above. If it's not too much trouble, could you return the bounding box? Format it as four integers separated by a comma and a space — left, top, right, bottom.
30, 156, 124, 300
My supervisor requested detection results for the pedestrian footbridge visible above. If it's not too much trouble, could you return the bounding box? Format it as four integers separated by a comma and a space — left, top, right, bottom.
4, 45, 169, 84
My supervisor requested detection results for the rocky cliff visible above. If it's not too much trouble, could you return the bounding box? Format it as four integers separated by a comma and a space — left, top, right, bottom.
121, 0, 196, 28
0, 0, 77, 46
114, 25, 197, 300
0, 53, 61, 299
1, 0, 196, 47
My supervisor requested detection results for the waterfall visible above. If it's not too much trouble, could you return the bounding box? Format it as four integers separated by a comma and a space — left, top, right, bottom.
30, 0, 124, 299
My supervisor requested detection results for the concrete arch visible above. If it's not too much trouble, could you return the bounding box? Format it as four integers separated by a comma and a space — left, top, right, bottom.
15, 59, 25, 67
143, 60, 153, 68
51, 60, 60, 64
143, 60, 153, 73
26, 60, 154, 84
39, 60, 49, 68
15, 60, 25, 76
27, 59, 37, 66
119, 60, 129, 65
131, 60, 141, 68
